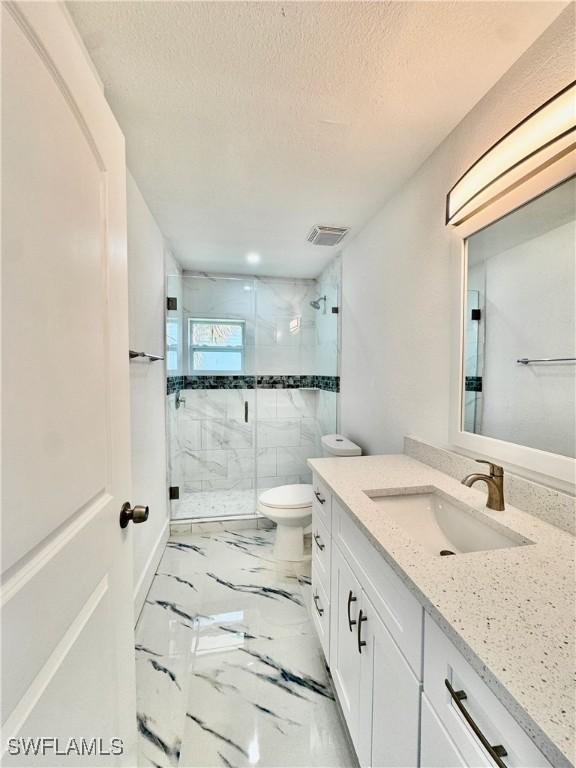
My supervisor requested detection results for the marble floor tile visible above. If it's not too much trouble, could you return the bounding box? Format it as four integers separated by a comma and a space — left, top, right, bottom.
135, 526, 354, 768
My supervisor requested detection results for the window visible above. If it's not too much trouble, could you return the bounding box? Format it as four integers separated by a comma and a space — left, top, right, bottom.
188, 318, 245, 373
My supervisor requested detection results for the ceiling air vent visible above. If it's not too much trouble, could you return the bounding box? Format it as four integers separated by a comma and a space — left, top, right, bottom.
307, 225, 349, 247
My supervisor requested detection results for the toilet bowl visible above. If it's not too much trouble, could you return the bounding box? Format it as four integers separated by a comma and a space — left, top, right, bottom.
258, 434, 362, 561
258, 484, 313, 561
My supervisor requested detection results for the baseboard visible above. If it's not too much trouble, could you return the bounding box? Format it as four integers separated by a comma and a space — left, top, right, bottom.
133, 519, 169, 624
170, 514, 274, 535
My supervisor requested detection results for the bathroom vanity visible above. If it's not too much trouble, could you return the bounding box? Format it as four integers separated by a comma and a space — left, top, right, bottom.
308, 453, 575, 768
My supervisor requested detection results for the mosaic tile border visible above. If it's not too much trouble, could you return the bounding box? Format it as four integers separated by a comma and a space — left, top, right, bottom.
465, 376, 483, 392
166, 376, 185, 395
166, 374, 339, 394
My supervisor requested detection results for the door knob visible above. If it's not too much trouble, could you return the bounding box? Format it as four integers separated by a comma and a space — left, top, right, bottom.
119, 502, 149, 528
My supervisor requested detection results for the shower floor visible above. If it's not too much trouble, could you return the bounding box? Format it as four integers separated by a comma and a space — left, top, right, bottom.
172, 488, 258, 520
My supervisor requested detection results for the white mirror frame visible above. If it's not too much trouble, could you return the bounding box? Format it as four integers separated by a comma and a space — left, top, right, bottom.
449, 151, 576, 490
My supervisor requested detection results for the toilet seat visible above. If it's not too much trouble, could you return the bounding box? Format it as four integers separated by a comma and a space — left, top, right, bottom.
258, 484, 312, 510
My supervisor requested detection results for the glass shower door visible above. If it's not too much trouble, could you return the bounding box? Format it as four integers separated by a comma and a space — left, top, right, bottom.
254, 265, 340, 498
167, 274, 258, 520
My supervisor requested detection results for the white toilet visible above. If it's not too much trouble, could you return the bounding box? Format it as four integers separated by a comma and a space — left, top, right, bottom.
258, 434, 362, 561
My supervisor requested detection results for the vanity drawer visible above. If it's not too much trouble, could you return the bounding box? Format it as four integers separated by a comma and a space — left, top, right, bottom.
312, 474, 332, 530
423, 614, 553, 768
311, 512, 331, 597
332, 496, 423, 677
421, 692, 468, 767
311, 571, 330, 660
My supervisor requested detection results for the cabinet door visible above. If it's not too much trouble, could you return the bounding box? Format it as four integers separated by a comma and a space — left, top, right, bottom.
329, 544, 362, 749
358, 594, 421, 768
421, 693, 468, 768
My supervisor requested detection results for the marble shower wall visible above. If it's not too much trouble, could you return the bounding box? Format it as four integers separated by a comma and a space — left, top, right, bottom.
167, 384, 321, 495
315, 255, 341, 377
180, 276, 320, 376
255, 279, 319, 375
315, 256, 341, 439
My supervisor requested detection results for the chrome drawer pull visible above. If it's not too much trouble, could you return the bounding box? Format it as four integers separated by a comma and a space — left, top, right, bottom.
445, 679, 508, 768
313, 532, 325, 551
314, 491, 326, 505
313, 593, 324, 617
357, 609, 367, 653
347, 590, 357, 631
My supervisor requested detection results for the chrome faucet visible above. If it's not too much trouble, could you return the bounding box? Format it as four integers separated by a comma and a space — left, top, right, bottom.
461, 460, 505, 511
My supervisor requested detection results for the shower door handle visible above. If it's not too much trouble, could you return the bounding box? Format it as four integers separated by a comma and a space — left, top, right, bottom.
244, 401, 249, 423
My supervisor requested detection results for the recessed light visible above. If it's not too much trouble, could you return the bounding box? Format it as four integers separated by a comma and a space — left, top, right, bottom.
246, 252, 261, 264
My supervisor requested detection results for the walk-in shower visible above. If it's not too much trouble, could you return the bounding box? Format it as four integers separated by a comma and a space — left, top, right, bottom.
165, 258, 341, 521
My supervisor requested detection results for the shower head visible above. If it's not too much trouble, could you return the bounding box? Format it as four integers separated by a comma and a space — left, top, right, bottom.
310, 295, 327, 310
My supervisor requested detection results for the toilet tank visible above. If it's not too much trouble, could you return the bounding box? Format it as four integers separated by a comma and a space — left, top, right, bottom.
321, 434, 362, 457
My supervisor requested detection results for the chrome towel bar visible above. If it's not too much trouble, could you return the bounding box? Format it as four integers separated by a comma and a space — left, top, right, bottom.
517, 357, 575, 365
129, 350, 164, 361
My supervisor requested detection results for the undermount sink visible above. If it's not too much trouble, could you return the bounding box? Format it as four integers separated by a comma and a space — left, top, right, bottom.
364, 489, 530, 556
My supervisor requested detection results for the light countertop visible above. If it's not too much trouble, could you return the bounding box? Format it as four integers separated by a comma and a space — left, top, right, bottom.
308, 454, 575, 768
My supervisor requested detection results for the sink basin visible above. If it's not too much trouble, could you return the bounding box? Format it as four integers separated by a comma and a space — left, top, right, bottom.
364, 489, 530, 556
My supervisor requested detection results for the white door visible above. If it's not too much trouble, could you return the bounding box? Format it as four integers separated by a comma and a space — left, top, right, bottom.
1, 3, 136, 765
329, 544, 362, 750
358, 594, 421, 768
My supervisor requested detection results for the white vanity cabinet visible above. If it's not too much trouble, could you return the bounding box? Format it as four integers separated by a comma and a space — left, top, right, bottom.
310, 472, 556, 768
420, 692, 468, 767
311, 474, 423, 768
358, 591, 421, 768
329, 541, 422, 768
311, 478, 332, 659
421, 615, 554, 768
329, 543, 363, 748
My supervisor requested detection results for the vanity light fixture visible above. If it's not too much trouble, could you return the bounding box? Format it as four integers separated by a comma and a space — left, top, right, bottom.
446, 80, 576, 226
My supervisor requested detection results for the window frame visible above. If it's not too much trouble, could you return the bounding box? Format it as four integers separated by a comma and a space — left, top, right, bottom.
187, 317, 245, 374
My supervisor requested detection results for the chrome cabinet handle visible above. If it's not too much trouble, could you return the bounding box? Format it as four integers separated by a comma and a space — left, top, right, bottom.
244, 401, 249, 423
314, 491, 326, 505
357, 609, 367, 653
347, 590, 357, 631
444, 679, 508, 767
313, 532, 325, 551
119, 502, 149, 529
313, 593, 324, 617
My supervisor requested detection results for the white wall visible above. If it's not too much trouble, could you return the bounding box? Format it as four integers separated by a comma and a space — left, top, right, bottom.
127, 172, 169, 619
340, 8, 575, 457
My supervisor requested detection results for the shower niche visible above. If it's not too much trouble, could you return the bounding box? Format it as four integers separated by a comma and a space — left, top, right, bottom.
165, 261, 341, 520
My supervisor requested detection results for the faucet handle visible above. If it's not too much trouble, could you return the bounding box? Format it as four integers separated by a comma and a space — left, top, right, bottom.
475, 460, 504, 477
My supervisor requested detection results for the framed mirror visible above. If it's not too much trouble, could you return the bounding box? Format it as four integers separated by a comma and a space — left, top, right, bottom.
451, 177, 575, 487
463, 176, 575, 458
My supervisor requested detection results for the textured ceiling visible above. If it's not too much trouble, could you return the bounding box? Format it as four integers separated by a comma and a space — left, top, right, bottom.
68, 1, 567, 277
